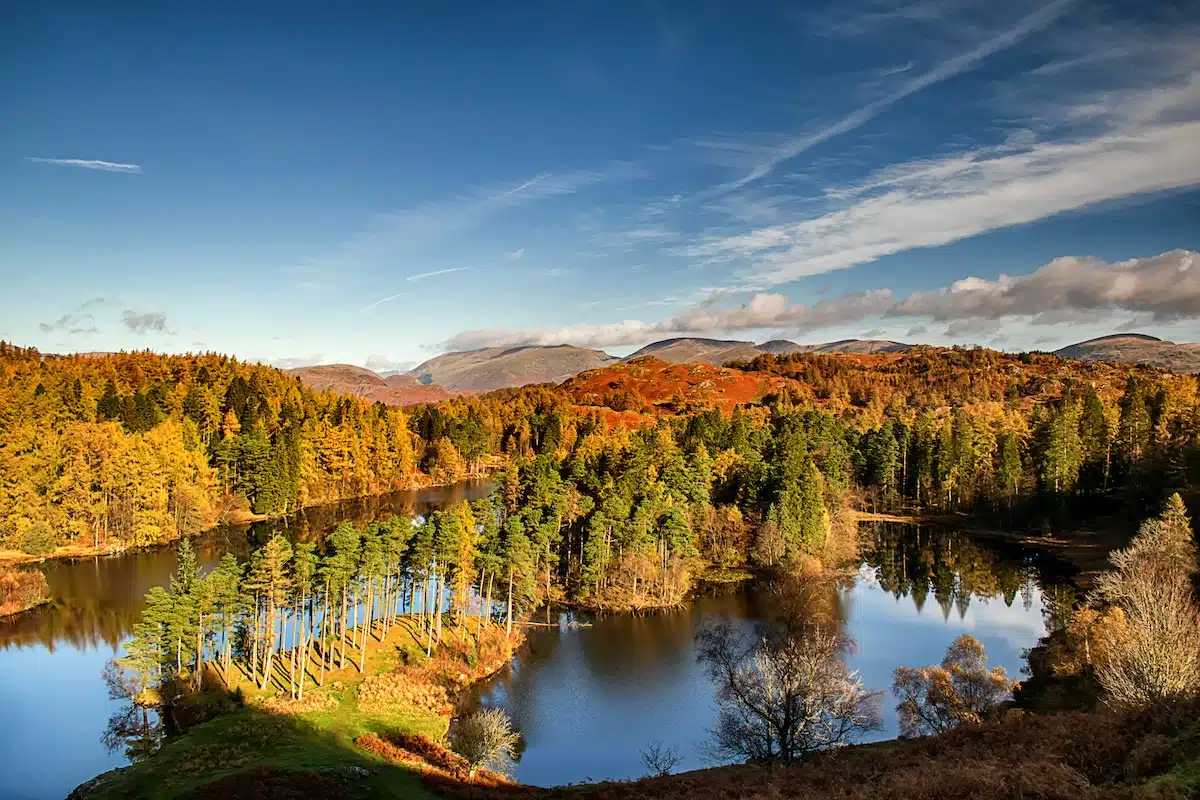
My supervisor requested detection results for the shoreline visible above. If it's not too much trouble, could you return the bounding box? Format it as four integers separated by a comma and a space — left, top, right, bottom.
0, 473, 495, 569
856, 510, 1128, 581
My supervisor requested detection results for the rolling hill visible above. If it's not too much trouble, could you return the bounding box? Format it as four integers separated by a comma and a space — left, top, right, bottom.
623, 337, 913, 365
1054, 334, 1200, 373
408, 344, 615, 392
563, 355, 794, 417
287, 364, 456, 405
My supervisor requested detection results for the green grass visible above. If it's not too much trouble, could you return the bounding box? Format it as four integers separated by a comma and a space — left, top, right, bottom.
79, 706, 441, 799
75, 619, 464, 799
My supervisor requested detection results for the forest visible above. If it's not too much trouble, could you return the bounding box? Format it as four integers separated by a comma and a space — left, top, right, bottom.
2, 342, 1198, 579
26, 339, 1195, 798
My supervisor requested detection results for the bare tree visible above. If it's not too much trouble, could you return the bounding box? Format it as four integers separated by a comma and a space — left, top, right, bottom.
1089, 494, 1200, 708
696, 619, 881, 765
449, 707, 522, 778
892, 634, 1014, 738
641, 740, 684, 777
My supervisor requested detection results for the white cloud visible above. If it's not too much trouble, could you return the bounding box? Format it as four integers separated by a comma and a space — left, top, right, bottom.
686, 76, 1200, 283
890, 250, 1200, 322
27, 157, 141, 173
439, 289, 894, 350
269, 355, 324, 370
438, 250, 1199, 351
365, 355, 415, 373
505, 248, 525, 261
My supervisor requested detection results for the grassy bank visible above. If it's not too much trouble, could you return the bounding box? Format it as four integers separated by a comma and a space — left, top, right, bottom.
70, 616, 520, 799
425, 702, 1200, 800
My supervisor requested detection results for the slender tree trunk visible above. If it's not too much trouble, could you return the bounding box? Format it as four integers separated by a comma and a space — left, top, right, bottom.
259, 602, 276, 691
289, 600, 298, 699
485, 572, 494, 629
194, 613, 203, 692
427, 568, 436, 642
250, 592, 260, 686
434, 570, 444, 646
359, 578, 373, 672
339, 585, 348, 670
506, 565, 514, 638
319, 582, 330, 686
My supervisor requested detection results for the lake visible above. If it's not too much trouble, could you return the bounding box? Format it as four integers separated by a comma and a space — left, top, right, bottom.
0, 501, 1074, 799
465, 522, 1076, 787
0, 480, 495, 800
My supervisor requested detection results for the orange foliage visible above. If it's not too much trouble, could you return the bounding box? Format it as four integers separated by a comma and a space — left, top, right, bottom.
0, 566, 49, 617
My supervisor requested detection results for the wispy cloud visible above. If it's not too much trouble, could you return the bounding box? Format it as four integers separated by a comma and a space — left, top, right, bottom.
27, 157, 142, 173
40, 313, 98, 335
723, 0, 1076, 190
439, 250, 1199, 350
122, 310, 170, 334
359, 291, 406, 313
407, 266, 471, 282
300, 163, 642, 274
505, 248, 525, 261
685, 46, 1200, 284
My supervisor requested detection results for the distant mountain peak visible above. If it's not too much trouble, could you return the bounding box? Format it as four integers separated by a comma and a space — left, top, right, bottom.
1055, 333, 1198, 373
1075, 333, 1163, 344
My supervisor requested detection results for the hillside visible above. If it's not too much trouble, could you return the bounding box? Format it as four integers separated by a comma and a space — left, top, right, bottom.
623, 338, 913, 366
1055, 334, 1200, 373
288, 364, 457, 405
410, 345, 615, 392
625, 337, 765, 366
562, 356, 794, 416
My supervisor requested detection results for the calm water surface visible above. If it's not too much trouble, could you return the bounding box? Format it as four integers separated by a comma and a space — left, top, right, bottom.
0, 505, 1075, 798
468, 523, 1076, 787
0, 480, 494, 800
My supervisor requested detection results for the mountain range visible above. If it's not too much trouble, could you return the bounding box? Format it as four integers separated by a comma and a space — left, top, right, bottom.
288, 333, 1199, 404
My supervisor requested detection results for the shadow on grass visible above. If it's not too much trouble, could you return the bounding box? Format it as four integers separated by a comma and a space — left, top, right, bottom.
72, 694, 1200, 800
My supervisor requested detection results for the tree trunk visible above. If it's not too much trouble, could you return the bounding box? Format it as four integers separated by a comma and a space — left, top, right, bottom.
434, 570, 444, 646
339, 585, 348, 670
506, 566, 514, 638
359, 578, 374, 672
485, 572, 494, 629
250, 592, 260, 686
259, 601, 276, 691
319, 582, 329, 686
194, 613, 203, 692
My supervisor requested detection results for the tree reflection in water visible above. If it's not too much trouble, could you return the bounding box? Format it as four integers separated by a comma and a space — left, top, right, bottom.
465, 522, 1076, 788
859, 522, 1075, 631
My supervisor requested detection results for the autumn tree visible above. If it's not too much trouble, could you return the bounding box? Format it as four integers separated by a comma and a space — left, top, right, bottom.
892, 634, 1014, 737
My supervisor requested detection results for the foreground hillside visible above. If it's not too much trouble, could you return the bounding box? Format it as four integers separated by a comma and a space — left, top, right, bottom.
72, 698, 1200, 799
428, 702, 1200, 799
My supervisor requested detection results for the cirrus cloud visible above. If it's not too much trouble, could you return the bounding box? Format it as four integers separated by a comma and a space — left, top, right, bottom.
27, 157, 142, 173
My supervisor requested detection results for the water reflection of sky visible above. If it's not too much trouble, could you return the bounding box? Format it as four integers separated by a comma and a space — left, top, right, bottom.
843, 564, 1046, 740
0, 481, 493, 800
474, 527, 1063, 789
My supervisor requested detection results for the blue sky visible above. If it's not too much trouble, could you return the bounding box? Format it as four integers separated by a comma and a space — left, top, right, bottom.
2, 0, 1198, 370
